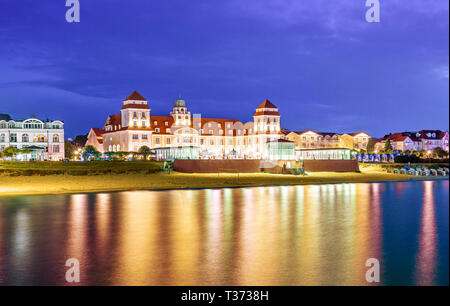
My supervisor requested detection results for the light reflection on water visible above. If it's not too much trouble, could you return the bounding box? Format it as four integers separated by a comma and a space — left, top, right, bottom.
0, 181, 448, 286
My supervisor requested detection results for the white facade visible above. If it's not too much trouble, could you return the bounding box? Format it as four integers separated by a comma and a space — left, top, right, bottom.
0, 115, 65, 161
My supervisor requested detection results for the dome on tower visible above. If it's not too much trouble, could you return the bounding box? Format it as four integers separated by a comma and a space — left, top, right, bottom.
174, 99, 186, 107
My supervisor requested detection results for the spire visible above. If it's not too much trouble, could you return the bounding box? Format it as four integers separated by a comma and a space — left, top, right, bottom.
256, 99, 277, 109
124, 90, 147, 101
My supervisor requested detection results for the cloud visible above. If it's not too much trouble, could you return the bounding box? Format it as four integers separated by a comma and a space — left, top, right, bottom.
434, 66, 449, 79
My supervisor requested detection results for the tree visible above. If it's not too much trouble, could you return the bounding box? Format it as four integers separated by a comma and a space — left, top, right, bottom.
366, 138, 375, 154
433, 146, 449, 159
3, 146, 19, 159
65, 140, 76, 159
73, 134, 88, 148
83, 145, 100, 160
384, 139, 393, 153
138, 146, 152, 160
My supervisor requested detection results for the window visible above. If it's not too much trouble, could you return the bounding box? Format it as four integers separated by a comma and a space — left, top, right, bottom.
132, 134, 139, 140
0, 134, 5, 142
22, 134, 30, 143
154, 121, 157, 126
185, 116, 189, 119
210, 139, 214, 145
133, 112, 137, 119
155, 137, 160, 144
219, 130, 223, 135
142, 112, 146, 119
200, 139, 204, 145
166, 138, 171, 145
53, 145, 60, 153
155, 128, 160, 133
142, 121, 146, 127
209, 130, 213, 134
10, 133, 17, 142
52, 134, 59, 142
165, 122, 168, 126
229, 130, 233, 135
133, 121, 138, 127
23, 120, 43, 129
142, 134, 148, 140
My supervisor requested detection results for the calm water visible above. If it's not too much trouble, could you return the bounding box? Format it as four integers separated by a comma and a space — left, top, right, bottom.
0, 181, 448, 286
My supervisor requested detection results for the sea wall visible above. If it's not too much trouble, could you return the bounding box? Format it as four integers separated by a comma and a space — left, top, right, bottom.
173, 159, 261, 173
174, 159, 360, 173
302, 160, 360, 172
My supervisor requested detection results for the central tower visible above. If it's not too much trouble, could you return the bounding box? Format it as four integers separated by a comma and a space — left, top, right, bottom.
170, 97, 191, 127
120, 90, 151, 128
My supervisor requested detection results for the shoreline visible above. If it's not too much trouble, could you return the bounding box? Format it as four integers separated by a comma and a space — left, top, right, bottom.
0, 171, 448, 197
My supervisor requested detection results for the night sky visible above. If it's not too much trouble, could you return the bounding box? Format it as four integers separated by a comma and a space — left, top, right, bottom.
0, 0, 448, 139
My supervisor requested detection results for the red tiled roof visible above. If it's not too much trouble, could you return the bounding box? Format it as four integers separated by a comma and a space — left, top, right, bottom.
92, 128, 104, 136
253, 111, 281, 116
121, 104, 150, 110
151, 116, 174, 134
256, 99, 277, 109
417, 130, 447, 140
377, 133, 411, 143
106, 114, 122, 126
124, 90, 147, 101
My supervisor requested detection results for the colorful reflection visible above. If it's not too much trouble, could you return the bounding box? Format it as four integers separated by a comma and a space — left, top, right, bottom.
0, 181, 448, 285
415, 181, 437, 285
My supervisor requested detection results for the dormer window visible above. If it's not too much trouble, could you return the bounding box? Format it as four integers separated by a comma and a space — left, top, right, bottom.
165, 122, 168, 126
154, 121, 157, 126
155, 128, 160, 133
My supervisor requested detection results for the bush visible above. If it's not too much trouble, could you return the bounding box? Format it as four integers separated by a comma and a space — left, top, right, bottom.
394, 155, 421, 163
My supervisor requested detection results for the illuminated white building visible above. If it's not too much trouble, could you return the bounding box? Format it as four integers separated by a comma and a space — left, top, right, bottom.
0, 114, 65, 161
86, 91, 284, 159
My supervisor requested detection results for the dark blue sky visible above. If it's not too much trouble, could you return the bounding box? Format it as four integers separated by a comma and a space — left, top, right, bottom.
0, 0, 448, 138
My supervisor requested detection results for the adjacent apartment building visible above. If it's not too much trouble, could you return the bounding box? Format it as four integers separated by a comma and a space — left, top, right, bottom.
0, 114, 65, 161
374, 130, 449, 152
284, 130, 371, 151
